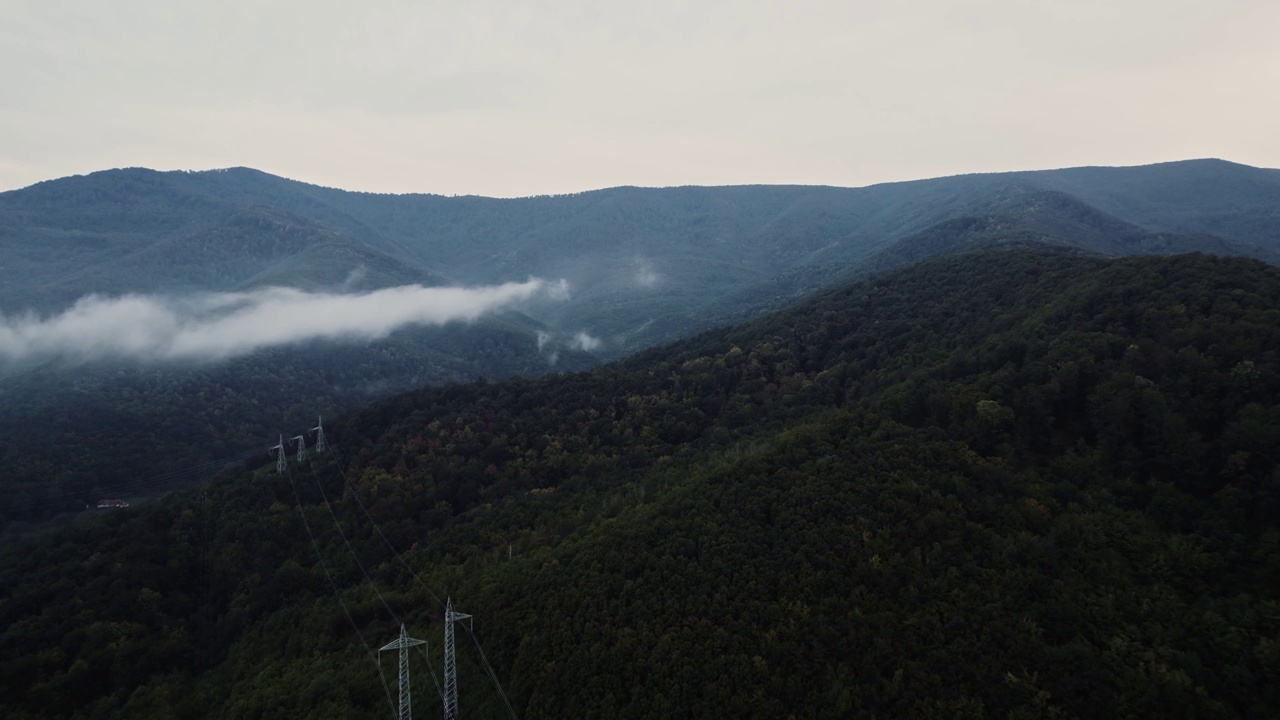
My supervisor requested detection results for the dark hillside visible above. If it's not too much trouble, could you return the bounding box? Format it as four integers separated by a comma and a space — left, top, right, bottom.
2, 249, 1277, 718
0, 317, 595, 530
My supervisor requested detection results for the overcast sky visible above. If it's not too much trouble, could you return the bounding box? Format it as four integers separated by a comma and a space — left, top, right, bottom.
3, 0, 1277, 197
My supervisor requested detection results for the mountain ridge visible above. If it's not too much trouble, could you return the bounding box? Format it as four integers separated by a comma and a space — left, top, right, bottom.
10, 158, 1278, 341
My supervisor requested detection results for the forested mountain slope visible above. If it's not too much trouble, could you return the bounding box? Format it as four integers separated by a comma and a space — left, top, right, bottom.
0, 315, 596, 530
2, 249, 1277, 719
3, 159, 1278, 531
0, 170, 580, 531
0, 170, 443, 311
1014, 158, 1280, 245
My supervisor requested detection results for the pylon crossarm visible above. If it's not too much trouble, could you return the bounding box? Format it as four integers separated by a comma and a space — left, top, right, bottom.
380, 637, 428, 651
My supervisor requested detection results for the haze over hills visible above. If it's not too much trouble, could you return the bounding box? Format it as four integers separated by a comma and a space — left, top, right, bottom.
4, 158, 1279, 353
3, 159, 1280, 529
2, 249, 1277, 718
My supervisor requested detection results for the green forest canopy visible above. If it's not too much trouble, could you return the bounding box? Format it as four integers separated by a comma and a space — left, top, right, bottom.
1, 249, 1278, 719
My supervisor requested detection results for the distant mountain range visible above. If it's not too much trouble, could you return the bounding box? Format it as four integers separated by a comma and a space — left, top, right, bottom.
2, 158, 1279, 526
4, 158, 1278, 354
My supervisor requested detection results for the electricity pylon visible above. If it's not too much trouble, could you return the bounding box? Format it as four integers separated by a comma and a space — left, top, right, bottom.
444, 598, 471, 720
269, 434, 287, 474
293, 435, 308, 462
311, 416, 327, 453
381, 624, 428, 720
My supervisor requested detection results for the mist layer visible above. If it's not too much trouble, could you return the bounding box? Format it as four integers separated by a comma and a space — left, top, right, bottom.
0, 279, 554, 363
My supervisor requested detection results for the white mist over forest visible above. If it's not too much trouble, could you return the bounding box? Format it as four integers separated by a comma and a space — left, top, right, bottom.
0, 279, 561, 363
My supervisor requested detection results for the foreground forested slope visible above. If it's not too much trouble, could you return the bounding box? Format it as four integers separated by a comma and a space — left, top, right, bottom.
2, 249, 1278, 719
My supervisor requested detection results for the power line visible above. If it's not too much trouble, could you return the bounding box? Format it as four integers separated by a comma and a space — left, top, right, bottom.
304, 420, 521, 719
306, 458, 401, 625
322, 434, 521, 719
297, 428, 436, 720
323, 441, 447, 609
465, 625, 521, 720
419, 643, 445, 705
283, 461, 398, 719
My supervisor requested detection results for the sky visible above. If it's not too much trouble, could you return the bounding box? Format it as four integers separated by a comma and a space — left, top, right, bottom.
2, 0, 1278, 197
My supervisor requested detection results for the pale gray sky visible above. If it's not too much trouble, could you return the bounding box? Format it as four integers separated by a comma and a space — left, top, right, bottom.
2, 0, 1277, 196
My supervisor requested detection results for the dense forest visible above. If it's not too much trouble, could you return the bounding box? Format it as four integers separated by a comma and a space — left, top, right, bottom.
0, 316, 596, 531
2, 249, 1277, 718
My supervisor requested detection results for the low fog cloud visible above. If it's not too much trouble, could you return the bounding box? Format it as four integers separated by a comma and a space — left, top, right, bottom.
341, 265, 368, 290
634, 258, 660, 289
570, 331, 603, 352
0, 279, 557, 363
547, 279, 571, 301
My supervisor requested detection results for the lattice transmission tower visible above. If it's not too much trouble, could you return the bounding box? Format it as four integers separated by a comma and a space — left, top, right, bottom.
381, 624, 428, 720
444, 598, 472, 720
311, 416, 327, 453
269, 434, 287, 474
